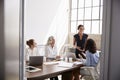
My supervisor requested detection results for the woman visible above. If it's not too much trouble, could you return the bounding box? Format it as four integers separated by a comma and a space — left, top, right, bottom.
45, 36, 59, 59
25, 39, 39, 62
73, 25, 88, 59
73, 39, 100, 80
45, 36, 59, 80
85, 38, 99, 67
79, 38, 99, 79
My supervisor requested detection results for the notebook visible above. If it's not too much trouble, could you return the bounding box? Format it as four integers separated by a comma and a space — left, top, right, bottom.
29, 56, 43, 66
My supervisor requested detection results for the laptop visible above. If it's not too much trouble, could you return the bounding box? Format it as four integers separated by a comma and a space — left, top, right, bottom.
65, 52, 77, 61
29, 56, 43, 66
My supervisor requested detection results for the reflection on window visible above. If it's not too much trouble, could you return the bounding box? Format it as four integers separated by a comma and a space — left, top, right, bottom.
70, 0, 103, 34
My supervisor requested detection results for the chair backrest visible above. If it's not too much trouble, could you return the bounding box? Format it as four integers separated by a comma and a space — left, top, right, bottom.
95, 51, 102, 75
94, 51, 102, 78
80, 51, 101, 80
95, 59, 100, 76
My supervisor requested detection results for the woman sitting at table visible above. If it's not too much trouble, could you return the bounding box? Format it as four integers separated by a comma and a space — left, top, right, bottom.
80, 38, 100, 79
25, 39, 40, 63
45, 36, 59, 80
45, 36, 60, 60
73, 38, 99, 80
84, 38, 99, 67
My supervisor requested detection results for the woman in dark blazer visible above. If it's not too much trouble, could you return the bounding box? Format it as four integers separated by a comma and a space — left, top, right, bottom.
73, 25, 88, 59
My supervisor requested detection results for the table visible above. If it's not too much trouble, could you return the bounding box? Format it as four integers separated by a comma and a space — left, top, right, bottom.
26, 61, 83, 80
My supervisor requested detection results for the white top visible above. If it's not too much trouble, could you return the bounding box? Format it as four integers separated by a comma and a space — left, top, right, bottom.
25, 47, 39, 61
45, 45, 57, 58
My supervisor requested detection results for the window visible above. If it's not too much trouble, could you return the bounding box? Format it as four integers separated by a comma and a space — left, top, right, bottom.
70, 0, 103, 34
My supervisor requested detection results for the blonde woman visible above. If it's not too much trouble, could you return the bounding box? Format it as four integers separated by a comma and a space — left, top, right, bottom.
45, 36, 60, 60
45, 36, 59, 80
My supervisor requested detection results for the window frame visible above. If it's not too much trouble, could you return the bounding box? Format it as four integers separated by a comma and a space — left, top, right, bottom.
70, 0, 103, 34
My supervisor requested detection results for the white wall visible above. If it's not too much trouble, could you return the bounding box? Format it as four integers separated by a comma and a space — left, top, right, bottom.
25, 0, 69, 53
24, 0, 61, 44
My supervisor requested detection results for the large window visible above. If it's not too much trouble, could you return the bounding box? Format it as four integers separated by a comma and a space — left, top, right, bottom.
70, 0, 103, 34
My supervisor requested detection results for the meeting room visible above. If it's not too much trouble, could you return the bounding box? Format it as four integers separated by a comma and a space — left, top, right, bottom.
2, 0, 120, 80
24, 0, 102, 80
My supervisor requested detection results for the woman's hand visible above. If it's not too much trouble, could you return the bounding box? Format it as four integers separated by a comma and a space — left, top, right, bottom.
76, 46, 82, 51
56, 56, 61, 60
56, 56, 60, 58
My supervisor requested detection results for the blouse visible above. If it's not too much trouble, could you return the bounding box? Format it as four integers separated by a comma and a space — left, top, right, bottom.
45, 45, 57, 58
25, 47, 39, 61
85, 50, 99, 67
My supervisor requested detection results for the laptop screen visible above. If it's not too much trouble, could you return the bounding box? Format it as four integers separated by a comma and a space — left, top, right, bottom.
65, 52, 77, 61
29, 56, 43, 66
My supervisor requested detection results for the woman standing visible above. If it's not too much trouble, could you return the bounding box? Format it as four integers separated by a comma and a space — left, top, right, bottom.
73, 25, 88, 59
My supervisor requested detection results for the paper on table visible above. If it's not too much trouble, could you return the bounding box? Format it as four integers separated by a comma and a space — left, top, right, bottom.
73, 61, 83, 65
58, 62, 74, 68
43, 62, 59, 65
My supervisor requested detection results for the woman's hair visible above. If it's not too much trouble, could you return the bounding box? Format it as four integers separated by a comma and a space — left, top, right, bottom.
78, 24, 84, 30
26, 39, 34, 48
46, 36, 54, 45
85, 38, 97, 53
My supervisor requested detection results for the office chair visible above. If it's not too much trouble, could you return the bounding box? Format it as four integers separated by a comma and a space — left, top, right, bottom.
80, 61, 100, 80
80, 52, 101, 80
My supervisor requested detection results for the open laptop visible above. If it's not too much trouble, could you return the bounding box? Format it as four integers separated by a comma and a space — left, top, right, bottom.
65, 52, 77, 61
29, 56, 43, 66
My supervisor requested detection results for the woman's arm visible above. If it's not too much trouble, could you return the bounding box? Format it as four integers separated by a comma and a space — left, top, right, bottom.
73, 37, 76, 48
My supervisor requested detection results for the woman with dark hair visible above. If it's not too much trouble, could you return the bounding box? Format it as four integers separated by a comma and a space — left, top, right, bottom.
85, 38, 99, 67
73, 25, 88, 59
73, 39, 99, 80
25, 39, 39, 62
